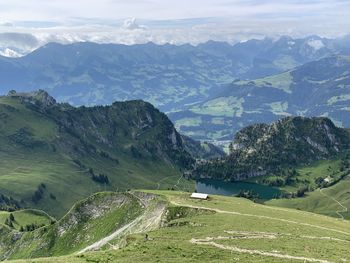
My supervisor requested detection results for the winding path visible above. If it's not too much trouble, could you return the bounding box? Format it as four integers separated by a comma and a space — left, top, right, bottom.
170, 200, 350, 236
191, 237, 333, 263
77, 215, 143, 254
319, 189, 348, 220
191, 230, 349, 262
170, 198, 350, 262
78, 193, 165, 254
155, 174, 184, 190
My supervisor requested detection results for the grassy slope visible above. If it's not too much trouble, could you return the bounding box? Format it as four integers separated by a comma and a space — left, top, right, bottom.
248, 156, 346, 192
0, 95, 194, 218
0, 148, 191, 218
237, 71, 293, 93
8, 190, 350, 263
245, 155, 350, 220
0, 192, 144, 259
0, 210, 53, 230
267, 176, 350, 220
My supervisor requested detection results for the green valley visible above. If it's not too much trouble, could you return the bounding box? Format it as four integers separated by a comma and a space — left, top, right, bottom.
1, 2, 350, 261
172, 55, 350, 141
0, 38, 349, 263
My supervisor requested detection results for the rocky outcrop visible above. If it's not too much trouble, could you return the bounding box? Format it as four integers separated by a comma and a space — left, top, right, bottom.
7, 89, 56, 107
194, 116, 350, 181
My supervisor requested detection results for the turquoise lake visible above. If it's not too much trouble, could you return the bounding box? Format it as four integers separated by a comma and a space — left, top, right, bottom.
196, 179, 281, 199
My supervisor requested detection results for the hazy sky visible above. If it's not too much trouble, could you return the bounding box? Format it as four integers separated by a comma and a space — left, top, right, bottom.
0, 0, 349, 51
0, 0, 348, 22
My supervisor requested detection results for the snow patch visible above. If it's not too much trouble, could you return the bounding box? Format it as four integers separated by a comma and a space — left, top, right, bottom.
307, 39, 325, 51
0, 48, 21, 57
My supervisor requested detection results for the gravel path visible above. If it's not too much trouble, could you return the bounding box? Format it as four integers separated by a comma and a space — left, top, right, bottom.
191, 237, 333, 263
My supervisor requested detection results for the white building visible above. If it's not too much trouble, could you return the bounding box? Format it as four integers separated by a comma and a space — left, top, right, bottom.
191, 193, 208, 200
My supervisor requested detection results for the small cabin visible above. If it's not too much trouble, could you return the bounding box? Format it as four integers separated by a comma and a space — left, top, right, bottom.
324, 177, 331, 183
191, 193, 208, 200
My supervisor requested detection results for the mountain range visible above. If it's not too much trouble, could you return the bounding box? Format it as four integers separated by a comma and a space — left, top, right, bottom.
173, 55, 350, 140
1, 21, 350, 262
1, 93, 350, 262
0, 35, 349, 142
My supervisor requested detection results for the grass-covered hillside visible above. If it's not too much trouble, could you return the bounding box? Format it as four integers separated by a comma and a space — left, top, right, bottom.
247, 154, 349, 194
195, 116, 350, 181
0, 209, 53, 231
267, 174, 350, 220
0, 192, 158, 260
4, 190, 350, 263
172, 55, 350, 141
250, 155, 350, 220
0, 90, 197, 218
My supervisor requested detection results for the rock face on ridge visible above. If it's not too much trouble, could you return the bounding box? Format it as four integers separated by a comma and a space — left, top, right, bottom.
194, 116, 350, 180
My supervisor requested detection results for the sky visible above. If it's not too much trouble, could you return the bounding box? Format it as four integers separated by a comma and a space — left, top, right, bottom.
0, 0, 349, 55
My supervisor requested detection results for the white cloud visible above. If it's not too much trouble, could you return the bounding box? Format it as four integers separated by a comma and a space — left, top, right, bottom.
0, 0, 348, 54
0, 17, 347, 58
122, 18, 146, 30
0, 32, 38, 49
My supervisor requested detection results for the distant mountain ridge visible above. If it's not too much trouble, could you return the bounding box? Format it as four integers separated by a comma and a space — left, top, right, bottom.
195, 116, 350, 181
172, 55, 350, 140
0, 35, 346, 110
0, 35, 349, 142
